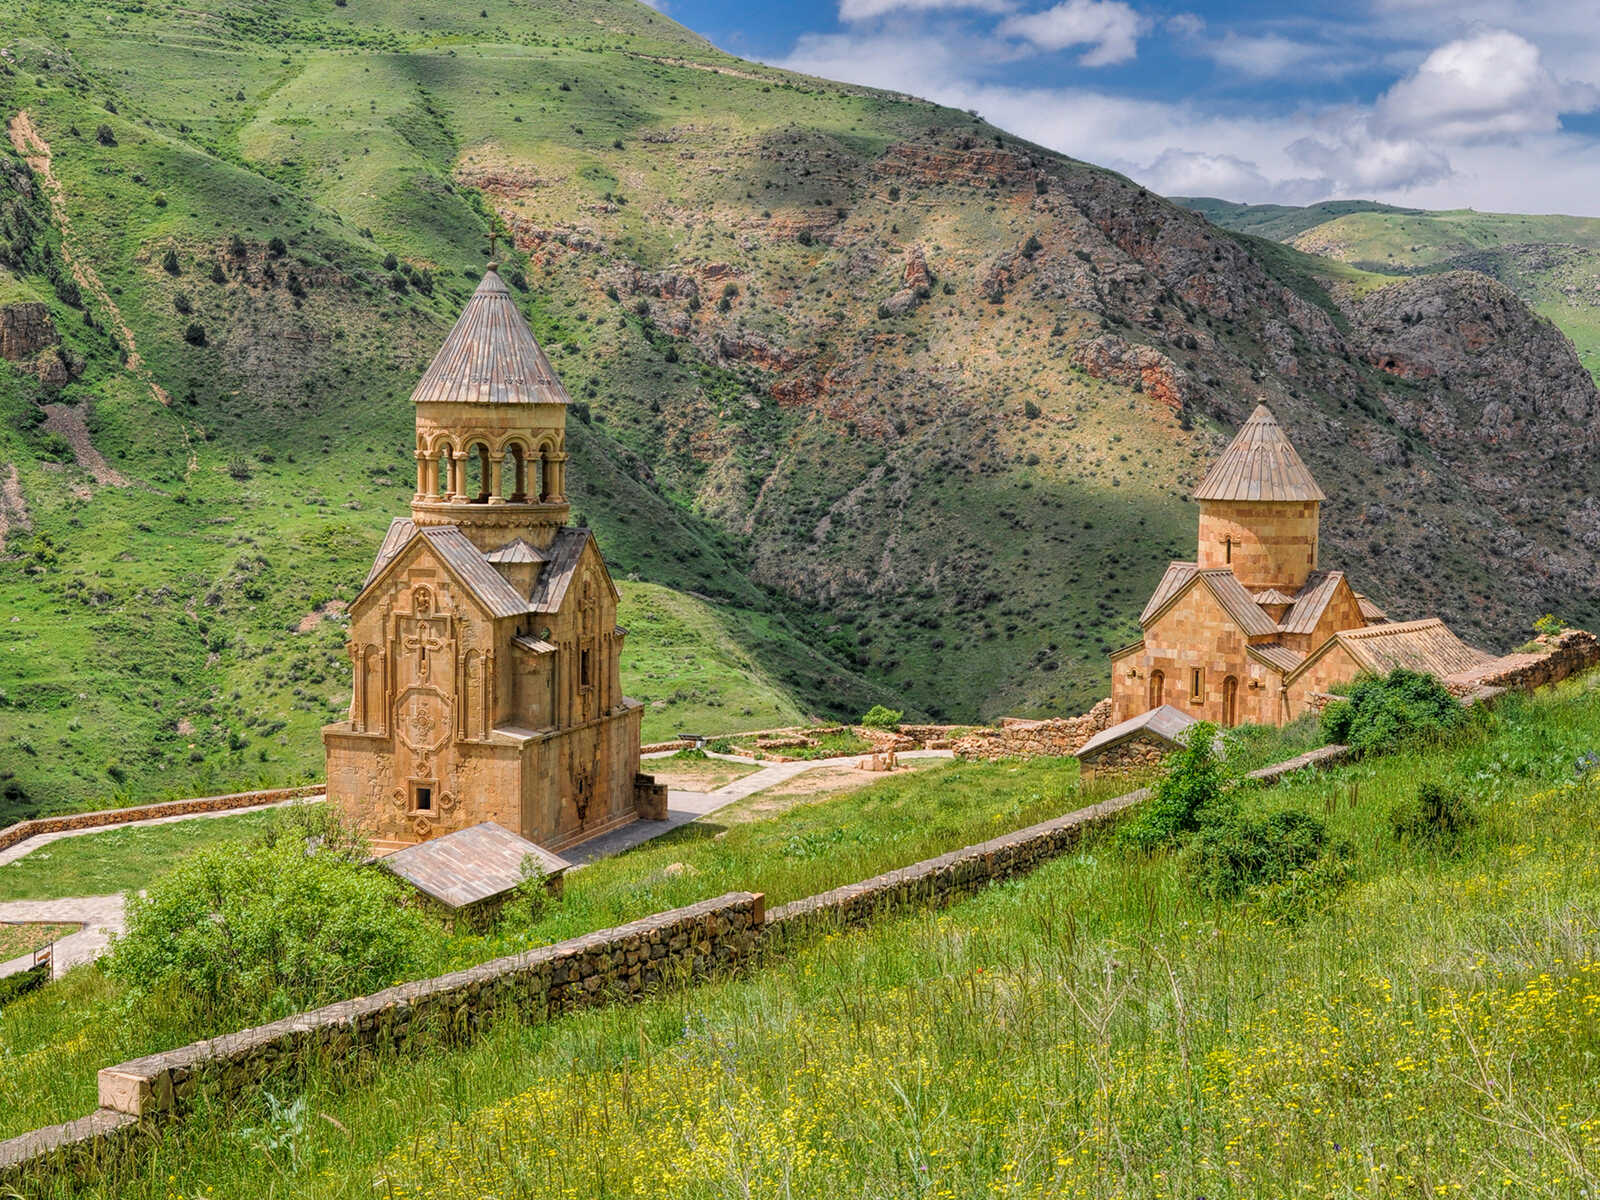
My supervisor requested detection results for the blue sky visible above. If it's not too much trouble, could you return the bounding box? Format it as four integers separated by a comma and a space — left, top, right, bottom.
649, 0, 1600, 214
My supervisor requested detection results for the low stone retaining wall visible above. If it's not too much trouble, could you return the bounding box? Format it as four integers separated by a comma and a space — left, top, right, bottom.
769, 743, 1351, 932
952, 698, 1114, 761
1450, 629, 1600, 697
0, 741, 1355, 1189
0, 785, 326, 855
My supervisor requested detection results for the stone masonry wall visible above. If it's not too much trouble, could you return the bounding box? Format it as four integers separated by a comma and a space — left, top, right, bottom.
1451, 629, 1600, 696
95, 891, 765, 1120
952, 698, 1114, 760
0, 785, 327, 856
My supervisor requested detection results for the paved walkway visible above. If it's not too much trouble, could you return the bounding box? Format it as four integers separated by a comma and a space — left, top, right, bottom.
566, 749, 953, 864
0, 894, 127, 981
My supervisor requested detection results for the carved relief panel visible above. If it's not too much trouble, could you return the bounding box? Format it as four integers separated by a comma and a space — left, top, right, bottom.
390, 582, 460, 838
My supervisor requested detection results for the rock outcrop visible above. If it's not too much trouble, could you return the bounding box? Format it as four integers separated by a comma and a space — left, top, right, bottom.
0, 302, 56, 361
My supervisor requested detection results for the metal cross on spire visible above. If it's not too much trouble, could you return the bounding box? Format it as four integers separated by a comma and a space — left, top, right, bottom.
485, 227, 502, 262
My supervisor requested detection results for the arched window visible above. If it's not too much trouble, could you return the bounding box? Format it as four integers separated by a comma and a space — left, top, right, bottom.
434, 440, 454, 499
463, 440, 491, 503
1148, 669, 1164, 709
1222, 675, 1238, 728
507, 444, 528, 502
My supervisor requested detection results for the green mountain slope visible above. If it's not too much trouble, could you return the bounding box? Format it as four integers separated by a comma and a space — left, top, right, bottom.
1180, 197, 1600, 381
3, 0, 1599, 818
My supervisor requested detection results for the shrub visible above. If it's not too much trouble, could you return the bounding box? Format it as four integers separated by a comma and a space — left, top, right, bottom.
161, 248, 180, 275
183, 322, 207, 346
1390, 780, 1476, 844
95, 124, 116, 146
172, 292, 192, 314
105, 810, 428, 1020
1120, 722, 1233, 849
1533, 613, 1567, 637
267, 236, 287, 257
860, 705, 903, 729
1183, 809, 1328, 899
1320, 668, 1463, 756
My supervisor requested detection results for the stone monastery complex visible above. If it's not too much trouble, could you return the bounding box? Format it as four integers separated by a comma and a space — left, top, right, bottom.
1111, 404, 1495, 728
322, 264, 646, 853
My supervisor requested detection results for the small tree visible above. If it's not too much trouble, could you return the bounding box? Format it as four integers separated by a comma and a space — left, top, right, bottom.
183, 322, 207, 346
1121, 722, 1233, 849
267, 235, 287, 257
860, 705, 903, 730
105, 810, 427, 1021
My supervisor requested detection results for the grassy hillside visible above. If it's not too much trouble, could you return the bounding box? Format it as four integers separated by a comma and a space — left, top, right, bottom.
1182, 197, 1600, 381
4, 0, 1599, 819
13, 673, 1600, 1195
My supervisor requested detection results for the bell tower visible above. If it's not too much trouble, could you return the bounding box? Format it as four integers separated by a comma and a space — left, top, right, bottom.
1193, 403, 1325, 592
408, 262, 572, 553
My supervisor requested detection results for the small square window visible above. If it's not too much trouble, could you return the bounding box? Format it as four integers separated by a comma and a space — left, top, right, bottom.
412, 783, 433, 811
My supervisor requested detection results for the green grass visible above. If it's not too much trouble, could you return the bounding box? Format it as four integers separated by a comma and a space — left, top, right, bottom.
21, 674, 1600, 1197
0, 807, 292, 902
0, 751, 1140, 1139
0, 922, 72, 959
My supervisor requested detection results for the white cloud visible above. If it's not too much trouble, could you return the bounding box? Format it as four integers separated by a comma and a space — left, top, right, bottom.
1375, 28, 1598, 142
1140, 149, 1272, 197
998, 0, 1146, 67
839, 0, 1010, 20
770, 17, 1600, 214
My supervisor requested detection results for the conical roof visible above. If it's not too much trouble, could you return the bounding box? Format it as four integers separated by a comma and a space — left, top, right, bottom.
410, 265, 570, 406
1193, 403, 1325, 502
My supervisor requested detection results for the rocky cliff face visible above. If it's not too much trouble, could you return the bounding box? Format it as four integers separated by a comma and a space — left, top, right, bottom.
0, 301, 55, 361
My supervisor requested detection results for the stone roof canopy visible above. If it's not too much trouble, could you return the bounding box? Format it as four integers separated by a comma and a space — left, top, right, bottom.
1194, 403, 1326, 503
410, 265, 571, 407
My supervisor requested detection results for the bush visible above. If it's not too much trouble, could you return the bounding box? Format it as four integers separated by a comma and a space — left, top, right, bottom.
95, 124, 116, 146
183, 322, 207, 346
860, 705, 903, 730
1320, 668, 1463, 756
267, 236, 287, 257
1390, 780, 1476, 844
1120, 722, 1233, 849
1533, 613, 1567, 637
161, 248, 180, 275
105, 810, 428, 1020
1183, 809, 1328, 899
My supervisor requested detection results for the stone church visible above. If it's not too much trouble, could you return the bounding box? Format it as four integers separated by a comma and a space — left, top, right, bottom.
323, 264, 647, 852
1111, 404, 1492, 727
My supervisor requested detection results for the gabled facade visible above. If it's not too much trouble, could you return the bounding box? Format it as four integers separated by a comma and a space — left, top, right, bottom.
1111, 403, 1480, 727
323, 265, 645, 852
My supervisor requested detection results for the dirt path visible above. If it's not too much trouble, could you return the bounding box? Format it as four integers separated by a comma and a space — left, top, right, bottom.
8, 110, 197, 475
0, 463, 28, 553
42, 404, 127, 486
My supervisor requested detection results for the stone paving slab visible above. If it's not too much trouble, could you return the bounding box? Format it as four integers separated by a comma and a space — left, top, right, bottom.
0, 894, 126, 981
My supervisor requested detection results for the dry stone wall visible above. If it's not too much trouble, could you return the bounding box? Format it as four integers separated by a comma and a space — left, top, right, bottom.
952, 698, 1114, 760
95, 891, 765, 1120
0, 785, 325, 856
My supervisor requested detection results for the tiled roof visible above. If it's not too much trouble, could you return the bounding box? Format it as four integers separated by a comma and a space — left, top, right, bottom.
527, 527, 603, 613
1280, 571, 1347, 636
1193, 404, 1326, 503
419, 527, 531, 619
1247, 642, 1305, 673
512, 634, 556, 654
1253, 587, 1297, 606
410, 266, 571, 407
382, 822, 569, 910
1355, 594, 1388, 622
485, 538, 546, 564
1140, 562, 1198, 624
1139, 563, 1278, 637
1199, 568, 1282, 637
362, 518, 417, 590
1289, 617, 1494, 683
1076, 704, 1198, 760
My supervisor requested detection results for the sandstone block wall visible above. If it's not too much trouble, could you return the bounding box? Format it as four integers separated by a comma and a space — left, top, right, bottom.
953, 698, 1113, 760
0, 785, 326, 856
95, 891, 765, 1120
